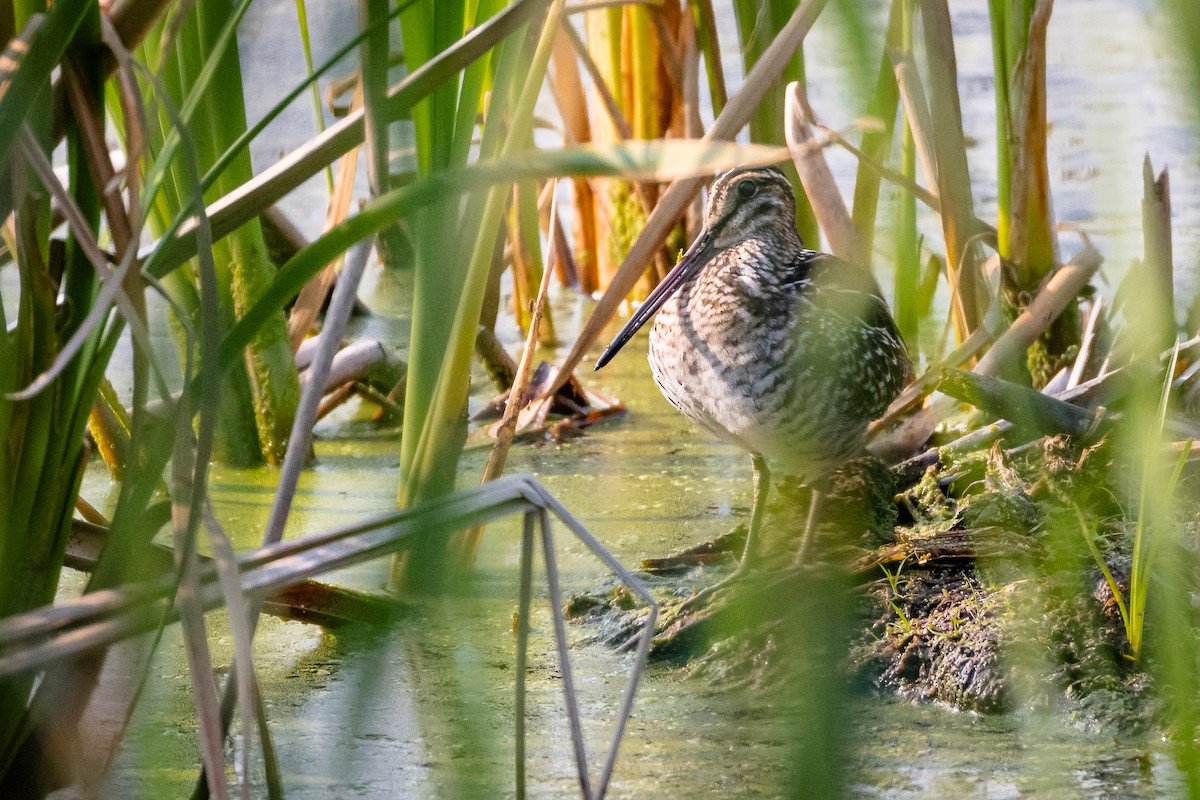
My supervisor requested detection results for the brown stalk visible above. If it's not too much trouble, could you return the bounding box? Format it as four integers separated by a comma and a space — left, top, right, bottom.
888, 48, 940, 208
314, 382, 357, 422
43, 0, 174, 146
562, 18, 634, 140
1007, 0, 1058, 286
550, 27, 599, 290
61, 44, 149, 347
99, 15, 147, 238
560, 18, 663, 220
537, 181, 581, 286
784, 82, 865, 265
62, 53, 155, 473
463, 186, 562, 564
62, 61, 133, 253
543, 0, 831, 400
648, 4, 684, 101
565, 0, 665, 11
287, 82, 364, 351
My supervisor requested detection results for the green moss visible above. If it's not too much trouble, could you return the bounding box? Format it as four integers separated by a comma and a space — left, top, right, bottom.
607, 182, 646, 273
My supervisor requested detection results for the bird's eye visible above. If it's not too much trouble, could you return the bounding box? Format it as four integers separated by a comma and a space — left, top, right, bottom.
736, 180, 758, 201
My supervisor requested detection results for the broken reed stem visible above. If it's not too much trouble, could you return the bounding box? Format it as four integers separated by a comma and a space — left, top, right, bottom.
1067, 296, 1105, 390
784, 82, 865, 265
1142, 156, 1174, 352
463, 184, 562, 565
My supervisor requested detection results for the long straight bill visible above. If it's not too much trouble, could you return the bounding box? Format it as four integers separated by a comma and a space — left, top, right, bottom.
593, 230, 712, 369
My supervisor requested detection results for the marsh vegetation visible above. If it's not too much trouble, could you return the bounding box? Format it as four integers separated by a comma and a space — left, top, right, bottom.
1, 0, 1200, 797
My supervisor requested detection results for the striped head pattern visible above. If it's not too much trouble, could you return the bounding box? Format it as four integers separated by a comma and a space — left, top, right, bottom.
703, 165, 799, 250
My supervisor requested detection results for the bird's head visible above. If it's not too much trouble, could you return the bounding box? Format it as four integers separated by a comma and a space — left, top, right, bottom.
594, 164, 798, 370
702, 165, 798, 250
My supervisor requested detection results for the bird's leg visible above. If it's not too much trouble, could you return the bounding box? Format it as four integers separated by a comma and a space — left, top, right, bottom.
679, 454, 770, 613
738, 454, 771, 571
791, 487, 823, 569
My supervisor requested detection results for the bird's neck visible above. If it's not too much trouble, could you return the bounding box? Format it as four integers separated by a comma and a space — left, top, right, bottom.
698, 231, 803, 294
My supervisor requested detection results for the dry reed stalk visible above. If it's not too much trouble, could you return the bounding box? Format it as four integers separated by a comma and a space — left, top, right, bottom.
287, 82, 363, 351
784, 82, 865, 265
888, 49, 939, 198
535, 178, 581, 286
815, 117, 940, 213
1067, 297, 1105, 390
550, 27, 600, 290
463, 187, 562, 563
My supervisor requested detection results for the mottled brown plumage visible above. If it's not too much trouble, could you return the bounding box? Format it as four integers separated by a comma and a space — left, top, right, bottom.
597, 165, 909, 574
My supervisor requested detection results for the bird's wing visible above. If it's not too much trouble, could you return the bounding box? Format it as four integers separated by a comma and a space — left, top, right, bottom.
790, 254, 895, 330
789, 252, 913, 410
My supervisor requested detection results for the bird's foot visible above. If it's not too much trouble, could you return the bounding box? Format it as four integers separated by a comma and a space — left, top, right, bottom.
677, 564, 753, 615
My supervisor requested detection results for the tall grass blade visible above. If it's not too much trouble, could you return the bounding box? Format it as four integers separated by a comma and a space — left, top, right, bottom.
0, 1, 89, 163
292, 0, 333, 192
143, 0, 543, 278
850, 0, 903, 263
397, 0, 566, 590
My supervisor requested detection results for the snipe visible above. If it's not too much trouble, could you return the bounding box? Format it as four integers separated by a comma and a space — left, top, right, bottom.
595, 165, 910, 581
